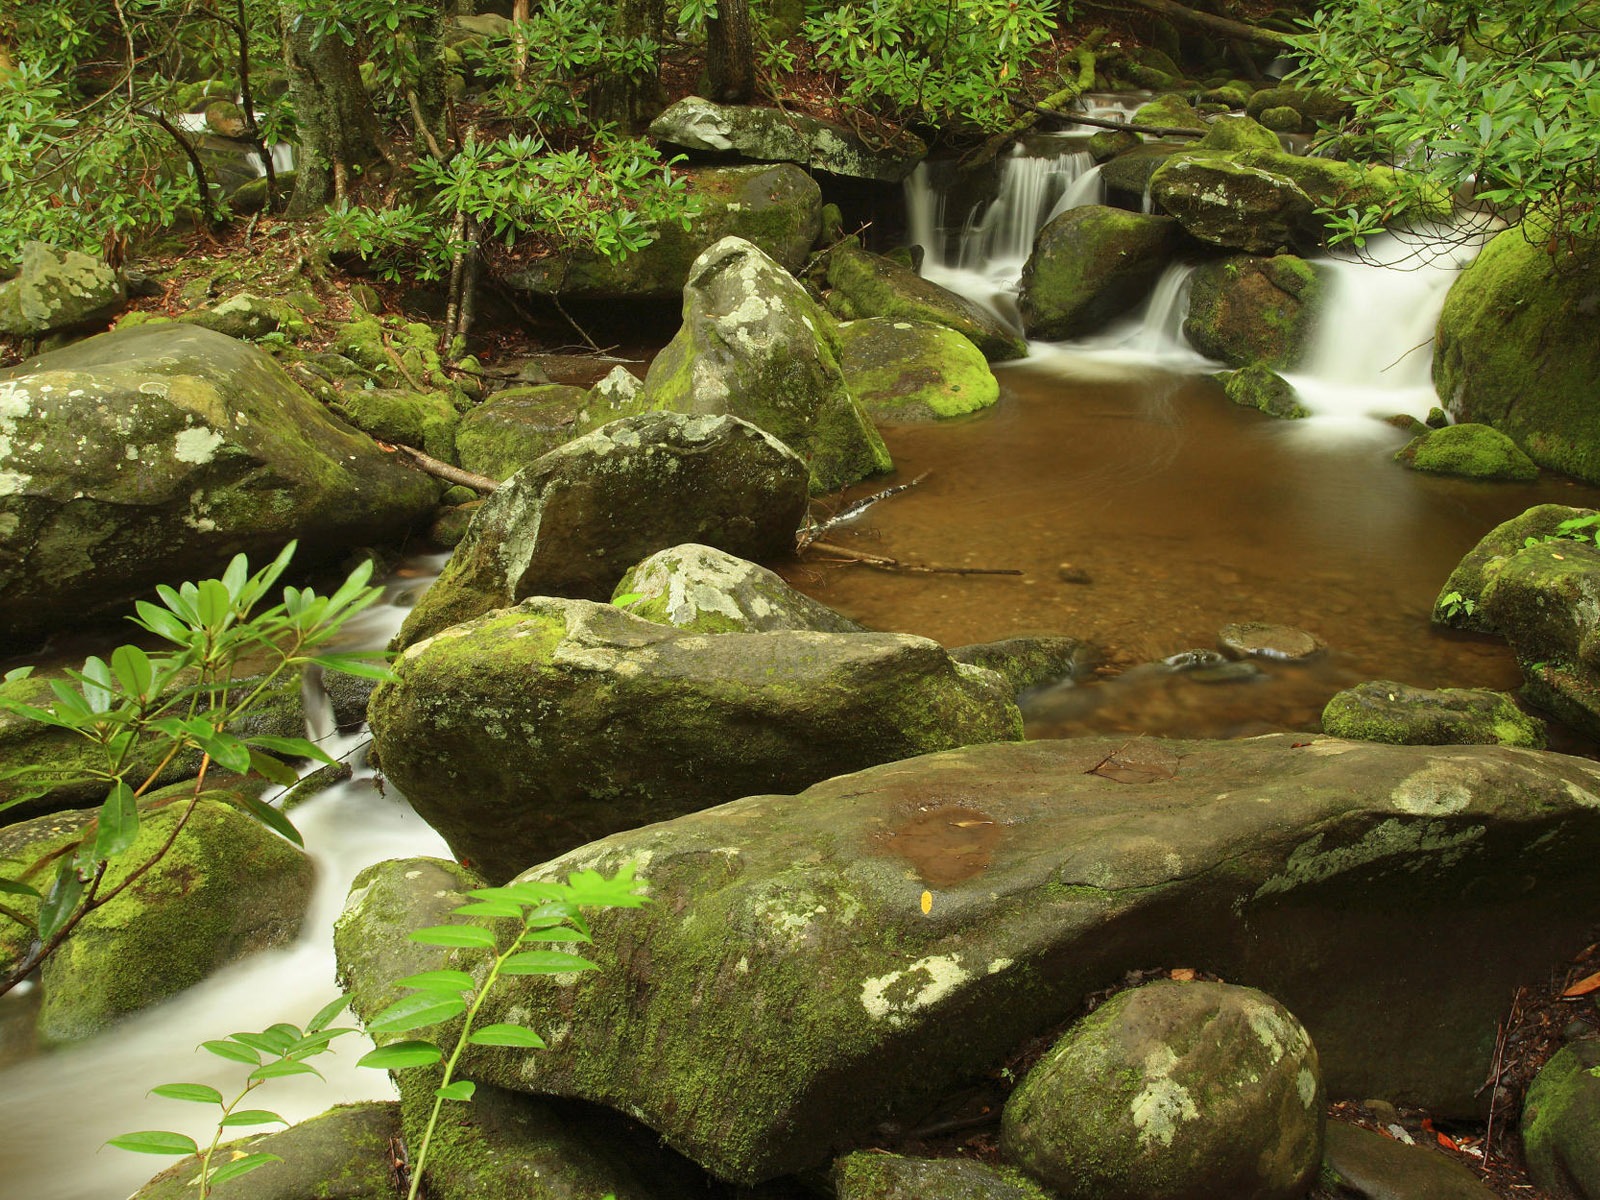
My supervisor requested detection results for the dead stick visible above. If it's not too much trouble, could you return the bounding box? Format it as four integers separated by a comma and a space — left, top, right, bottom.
381, 341, 427, 392
381, 442, 499, 494
808, 541, 1021, 577
798, 473, 929, 550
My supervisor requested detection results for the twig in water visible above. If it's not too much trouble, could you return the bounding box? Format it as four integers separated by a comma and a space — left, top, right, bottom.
807, 541, 1021, 577
797, 473, 929, 550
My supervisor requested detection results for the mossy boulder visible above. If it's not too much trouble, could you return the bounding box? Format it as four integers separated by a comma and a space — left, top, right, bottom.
130, 1102, 402, 1200
331, 312, 454, 393
358, 734, 1600, 1183
369, 597, 1022, 879
330, 387, 459, 464
1131, 95, 1208, 132
1001, 980, 1323, 1200
1149, 157, 1316, 252
826, 244, 1028, 362
0, 324, 438, 644
1089, 129, 1140, 162
1244, 85, 1354, 131
1321, 680, 1545, 748
1521, 1038, 1600, 1200
612, 543, 865, 633
1098, 143, 1187, 212
1395, 423, 1539, 481
1432, 504, 1596, 630
949, 635, 1093, 694
0, 788, 313, 1043
177, 292, 311, 342
1183, 254, 1322, 368
453, 384, 590, 480
1258, 106, 1301, 133
1196, 115, 1282, 153
1220, 363, 1308, 418
836, 318, 999, 422
0, 241, 126, 336
499, 164, 822, 300
641, 237, 891, 494
392, 411, 809, 650
1019, 206, 1185, 339
833, 1151, 1053, 1199
1434, 230, 1600, 483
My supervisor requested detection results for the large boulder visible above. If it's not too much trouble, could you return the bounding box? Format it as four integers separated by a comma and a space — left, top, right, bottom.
347, 734, 1600, 1183
1019, 206, 1185, 339
369, 597, 1022, 879
836, 318, 999, 422
640, 237, 892, 493
0, 241, 126, 336
1149, 157, 1316, 253
1182, 254, 1323, 368
392, 411, 808, 649
1000, 980, 1323, 1200
0, 324, 437, 643
453, 384, 590, 481
826, 244, 1028, 362
1394, 423, 1539, 481
612, 543, 865, 633
1433, 505, 1597, 630
650, 96, 926, 182
1322, 680, 1545, 749
499, 164, 821, 300
1435, 230, 1600, 483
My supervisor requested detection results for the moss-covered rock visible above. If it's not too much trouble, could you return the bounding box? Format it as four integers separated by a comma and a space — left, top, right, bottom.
1321, 680, 1545, 748
642, 237, 891, 494
500, 164, 822, 300
370, 597, 1022, 879
332, 312, 453, 393
1394, 423, 1539, 481
1434, 230, 1600, 483
1183, 254, 1322, 368
453, 384, 589, 480
949, 635, 1093, 694
1197, 115, 1282, 153
427, 500, 480, 548
392, 410, 809, 649
1000, 980, 1323, 1200
1220, 363, 1308, 418
1019, 206, 1185, 339
0, 324, 438, 643
836, 318, 999, 421
1258, 106, 1302, 133
178, 292, 312, 342
1098, 143, 1187, 212
331, 387, 459, 464
833, 1151, 1053, 1199
1149, 156, 1316, 252
1244, 86, 1354, 130
1521, 1038, 1600, 1200
613, 543, 864, 633
0, 241, 126, 336
826, 244, 1028, 362
1131, 95, 1208, 132
1088, 129, 1140, 163
0, 788, 313, 1043
1431, 504, 1596, 630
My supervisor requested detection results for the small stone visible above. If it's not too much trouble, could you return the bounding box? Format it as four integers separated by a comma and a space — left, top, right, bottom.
1218, 622, 1325, 662
1057, 563, 1093, 584
1324, 1121, 1496, 1200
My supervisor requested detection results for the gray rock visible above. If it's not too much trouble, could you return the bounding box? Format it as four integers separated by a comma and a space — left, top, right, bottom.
1323, 1121, 1498, 1200
1150, 157, 1316, 253
0, 242, 126, 336
1322, 680, 1545, 748
1219, 621, 1324, 660
454, 384, 589, 480
1019, 206, 1185, 339
1523, 1039, 1600, 1199
833, 1151, 1053, 1199
613, 543, 865, 633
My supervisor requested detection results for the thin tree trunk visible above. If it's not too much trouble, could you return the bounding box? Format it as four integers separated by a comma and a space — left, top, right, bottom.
587, 0, 665, 129
280, 2, 390, 216
705, 0, 755, 103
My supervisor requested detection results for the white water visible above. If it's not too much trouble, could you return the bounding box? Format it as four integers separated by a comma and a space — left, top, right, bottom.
0, 563, 451, 1200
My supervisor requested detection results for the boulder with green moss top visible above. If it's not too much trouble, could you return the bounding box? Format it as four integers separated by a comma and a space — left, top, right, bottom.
0, 787, 313, 1043
331, 387, 459, 464
427, 500, 480, 548
1150, 156, 1316, 252
0, 242, 126, 336
613, 543, 864, 633
1196, 114, 1282, 153
379, 734, 1600, 1183
1432, 504, 1596, 630
1521, 1038, 1600, 1200
1244, 85, 1353, 131
1394, 423, 1538, 481
453, 384, 589, 480
650, 95, 926, 182
392, 411, 810, 649
1220, 363, 1308, 418
836, 318, 999, 422
1132, 95, 1208, 132
1001, 980, 1323, 1200
1184, 254, 1322, 367
1258, 106, 1301, 133
500, 164, 821, 301
332, 312, 453, 393
1321, 680, 1544, 748
949, 635, 1093, 694
130, 1102, 402, 1200
1098, 142, 1187, 211
833, 1151, 1054, 1200
1435, 231, 1600, 483
0, 324, 437, 645
370, 596, 1021, 879
826, 244, 1028, 362
641, 237, 891, 493
1089, 129, 1140, 162
1019, 206, 1184, 339
178, 291, 310, 342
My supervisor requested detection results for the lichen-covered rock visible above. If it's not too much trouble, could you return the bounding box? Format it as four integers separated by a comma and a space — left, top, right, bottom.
1435, 231, 1600, 483
1432, 504, 1595, 630
0, 242, 126, 336
1019, 206, 1185, 339
641, 237, 891, 493
500, 164, 822, 300
365, 734, 1600, 1183
453, 384, 589, 480
1395, 423, 1539, 481
833, 1151, 1053, 1200
1196, 115, 1282, 153
178, 292, 312, 342
1000, 980, 1323, 1200
1149, 157, 1316, 253
369, 597, 1022, 879
0, 789, 313, 1043
130, 1102, 402, 1200
650, 95, 927, 182
836, 318, 999, 422
0, 324, 438, 643
826, 244, 1028, 362
1220, 363, 1308, 418
1099, 144, 1186, 212
1321, 680, 1545, 748
331, 387, 459, 464
1521, 1039, 1600, 1200
612, 543, 864, 633
392, 411, 808, 649
1323, 1121, 1499, 1200
1183, 254, 1322, 368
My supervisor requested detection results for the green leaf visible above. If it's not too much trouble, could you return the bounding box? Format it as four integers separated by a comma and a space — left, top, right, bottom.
37, 858, 84, 943
106, 1130, 200, 1156
435, 1080, 476, 1101
468, 1023, 547, 1048
394, 969, 477, 992
247, 748, 302, 788
206, 1152, 283, 1186
223, 792, 304, 847
149, 1083, 224, 1105
450, 900, 524, 918
249, 1059, 322, 1083
499, 950, 597, 976
0, 877, 41, 899
110, 644, 155, 700
306, 653, 396, 682
307, 995, 349, 1033
195, 730, 253, 775
247, 734, 338, 767
408, 924, 498, 948
357, 1040, 443, 1070
367, 991, 467, 1033
202, 1039, 261, 1065
92, 780, 139, 860
220, 1109, 287, 1127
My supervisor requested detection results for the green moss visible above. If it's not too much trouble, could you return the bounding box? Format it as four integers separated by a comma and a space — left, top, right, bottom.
826, 245, 1027, 362
454, 384, 591, 480
1020, 207, 1183, 340
1522, 1041, 1600, 1198
1197, 115, 1281, 153
332, 388, 459, 463
1131, 94, 1208, 132
1395, 423, 1539, 481
1184, 254, 1322, 368
1220, 363, 1309, 418
837, 319, 998, 422
1321, 680, 1545, 748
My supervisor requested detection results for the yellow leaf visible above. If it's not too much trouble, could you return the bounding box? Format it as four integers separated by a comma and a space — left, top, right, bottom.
920, 890, 933, 915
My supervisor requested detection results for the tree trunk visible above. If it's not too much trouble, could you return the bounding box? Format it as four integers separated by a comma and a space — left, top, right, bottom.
705, 0, 756, 103
406, 0, 450, 155
587, 0, 664, 130
280, 2, 390, 216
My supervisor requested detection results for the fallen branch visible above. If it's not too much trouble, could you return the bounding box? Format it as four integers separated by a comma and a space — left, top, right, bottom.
1013, 100, 1207, 139
808, 541, 1022, 577
1094, 0, 1289, 49
381, 442, 499, 494
797, 473, 928, 551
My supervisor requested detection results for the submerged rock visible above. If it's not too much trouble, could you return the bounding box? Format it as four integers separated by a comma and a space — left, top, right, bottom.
1522, 1038, 1600, 1200
1183, 254, 1322, 368
613, 543, 864, 633
1395, 423, 1539, 481
1019, 206, 1184, 339
1218, 621, 1324, 661
1321, 680, 1545, 748
950, 635, 1092, 694
837, 317, 999, 423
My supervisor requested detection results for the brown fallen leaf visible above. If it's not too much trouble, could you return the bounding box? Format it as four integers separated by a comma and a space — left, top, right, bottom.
1562, 969, 1600, 997
1169, 968, 1196, 982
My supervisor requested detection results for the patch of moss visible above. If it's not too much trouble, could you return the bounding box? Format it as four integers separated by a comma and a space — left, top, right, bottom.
1219, 363, 1309, 418
837, 318, 999, 422
1395, 423, 1539, 481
